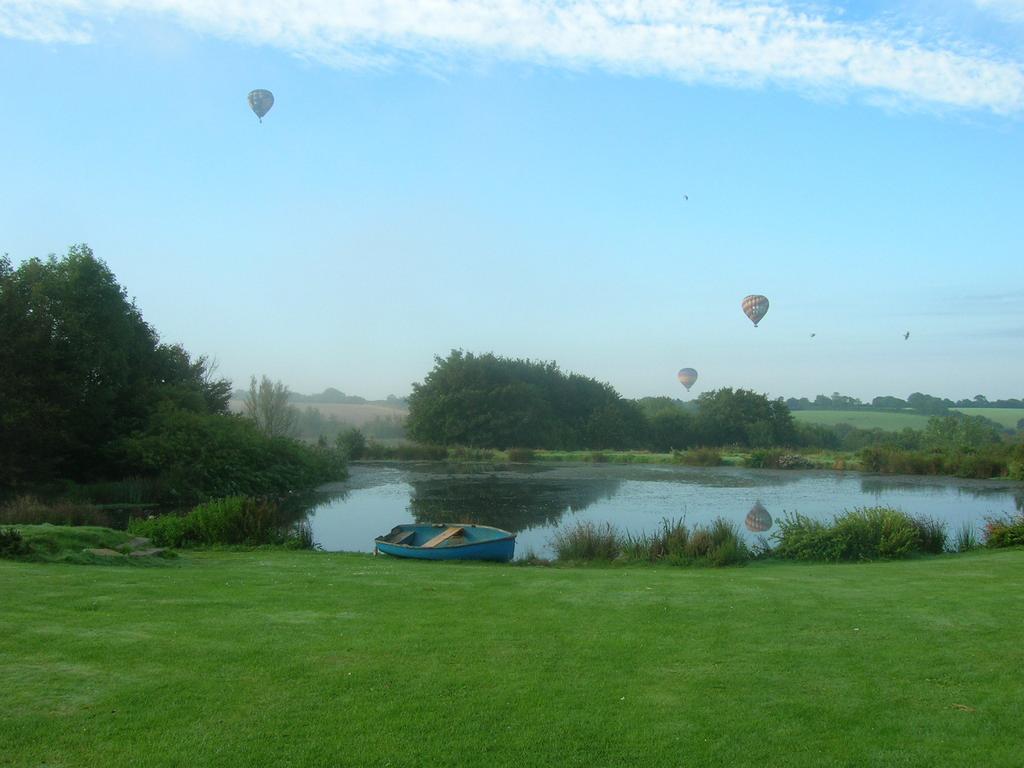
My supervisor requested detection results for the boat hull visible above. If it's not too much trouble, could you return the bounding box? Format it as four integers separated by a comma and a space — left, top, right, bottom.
375, 523, 516, 563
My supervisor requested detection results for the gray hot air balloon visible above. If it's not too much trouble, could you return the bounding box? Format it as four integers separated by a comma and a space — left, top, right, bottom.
742, 294, 770, 327
248, 89, 274, 123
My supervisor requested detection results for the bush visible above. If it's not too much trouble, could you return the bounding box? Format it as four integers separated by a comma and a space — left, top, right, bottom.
506, 448, 536, 462
774, 507, 941, 561
0, 527, 31, 558
551, 521, 620, 561
744, 449, 813, 469
335, 428, 367, 460
911, 516, 948, 555
119, 407, 346, 502
673, 448, 723, 467
129, 496, 312, 549
983, 515, 1024, 548
0, 496, 118, 527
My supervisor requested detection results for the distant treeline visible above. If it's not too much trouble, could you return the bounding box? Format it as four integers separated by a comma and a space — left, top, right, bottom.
231, 387, 408, 408
786, 392, 1023, 414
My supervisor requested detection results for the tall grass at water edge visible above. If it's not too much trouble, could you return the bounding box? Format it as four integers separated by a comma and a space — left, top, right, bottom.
552, 517, 749, 566
129, 497, 313, 549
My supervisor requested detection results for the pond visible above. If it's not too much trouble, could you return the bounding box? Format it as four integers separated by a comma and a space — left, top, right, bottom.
306, 462, 1024, 559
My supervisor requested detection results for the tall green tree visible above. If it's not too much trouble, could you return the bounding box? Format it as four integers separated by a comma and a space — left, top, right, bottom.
0, 245, 229, 486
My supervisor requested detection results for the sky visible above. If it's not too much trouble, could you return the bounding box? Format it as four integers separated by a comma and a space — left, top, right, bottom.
1, 0, 1022, 402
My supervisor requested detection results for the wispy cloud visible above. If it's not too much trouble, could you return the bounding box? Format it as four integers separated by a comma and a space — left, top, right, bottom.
975, 0, 1024, 23
2, 1, 1023, 113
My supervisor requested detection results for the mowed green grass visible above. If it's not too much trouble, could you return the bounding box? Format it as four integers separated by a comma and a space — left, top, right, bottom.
793, 410, 931, 430
2, 551, 1023, 767
953, 408, 1024, 429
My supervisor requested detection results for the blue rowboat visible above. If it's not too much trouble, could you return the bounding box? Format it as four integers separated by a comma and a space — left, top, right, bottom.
375, 523, 516, 562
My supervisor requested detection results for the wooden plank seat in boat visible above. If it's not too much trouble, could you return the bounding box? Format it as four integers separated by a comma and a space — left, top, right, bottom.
422, 526, 464, 548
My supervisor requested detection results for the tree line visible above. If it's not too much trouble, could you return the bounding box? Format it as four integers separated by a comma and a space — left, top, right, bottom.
406, 351, 797, 450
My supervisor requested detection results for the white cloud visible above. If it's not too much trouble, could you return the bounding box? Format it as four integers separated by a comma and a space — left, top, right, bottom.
975, 0, 1024, 22
2, 0, 1023, 113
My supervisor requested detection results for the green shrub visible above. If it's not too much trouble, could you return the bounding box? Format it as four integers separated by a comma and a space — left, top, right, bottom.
952, 522, 979, 553
774, 507, 937, 561
551, 521, 620, 560
983, 515, 1024, 548
743, 450, 813, 469
589, 452, 609, 463
506, 448, 536, 462
674, 448, 723, 467
0, 496, 117, 527
335, 428, 367, 460
0, 527, 31, 558
118, 407, 346, 503
911, 516, 948, 554
129, 497, 312, 549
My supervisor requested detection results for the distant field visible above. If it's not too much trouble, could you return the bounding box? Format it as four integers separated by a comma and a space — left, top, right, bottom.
952, 408, 1024, 429
792, 410, 931, 431
228, 399, 407, 426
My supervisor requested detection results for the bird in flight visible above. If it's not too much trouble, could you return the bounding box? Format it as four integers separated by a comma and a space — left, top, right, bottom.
904, 331, 911, 340
683, 194, 689, 201
810, 333, 816, 339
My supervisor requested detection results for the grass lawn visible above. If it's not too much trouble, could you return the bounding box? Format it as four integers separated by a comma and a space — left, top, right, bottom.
792, 410, 931, 431
953, 408, 1024, 429
2, 550, 1023, 767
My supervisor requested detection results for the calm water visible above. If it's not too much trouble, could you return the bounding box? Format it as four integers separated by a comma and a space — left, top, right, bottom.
306, 462, 1024, 559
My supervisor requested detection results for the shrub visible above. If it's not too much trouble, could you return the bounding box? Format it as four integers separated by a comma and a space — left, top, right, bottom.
674, 448, 723, 467
335, 428, 367, 460
506, 448, 536, 462
951, 522, 979, 553
0, 496, 117, 527
774, 507, 936, 561
551, 521, 620, 560
589, 452, 609, 463
119, 407, 346, 502
362, 442, 449, 461
983, 515, 1024, 548
744, 449, 813, 469
622, 518, 690, 561
129, 496, 312, 548
0, 527, 32, 558
911, 516, 948, 554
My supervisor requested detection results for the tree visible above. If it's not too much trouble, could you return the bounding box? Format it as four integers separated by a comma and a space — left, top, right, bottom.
694, 388, 797, 447
406, 350, 642, 449
0, 245, 229, 486
244, 375, 299, 439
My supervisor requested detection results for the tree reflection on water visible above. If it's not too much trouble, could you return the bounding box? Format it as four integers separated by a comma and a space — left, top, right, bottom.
408, 474, 623, 532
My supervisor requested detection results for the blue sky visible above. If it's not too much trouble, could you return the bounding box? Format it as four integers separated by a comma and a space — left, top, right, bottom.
1, 1, 1022, 401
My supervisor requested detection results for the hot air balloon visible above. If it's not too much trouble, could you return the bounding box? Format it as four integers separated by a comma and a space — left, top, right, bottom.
742, 295, 770, 327
248, 89, 274, 123
745, 501, 772, 533
677, 368, 698, 391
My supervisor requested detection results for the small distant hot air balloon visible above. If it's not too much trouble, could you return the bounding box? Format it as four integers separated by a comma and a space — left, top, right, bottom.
742, 295, 770, 327
745, 501, 772, 533
677, 368, 698, 391
248, 89, 274, 123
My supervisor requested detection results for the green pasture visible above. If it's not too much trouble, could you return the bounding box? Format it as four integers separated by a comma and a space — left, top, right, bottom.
2, 548, 1023, 767
792, 410, 931, 430
952, 408, 1024, 429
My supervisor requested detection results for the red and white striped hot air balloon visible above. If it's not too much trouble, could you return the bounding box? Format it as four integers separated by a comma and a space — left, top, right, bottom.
741, 294, 770, 327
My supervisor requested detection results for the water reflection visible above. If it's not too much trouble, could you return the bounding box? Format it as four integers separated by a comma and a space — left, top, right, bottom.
408, 474, 623, 532
744, 501, 772, 532
304, 462, 1024, 558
